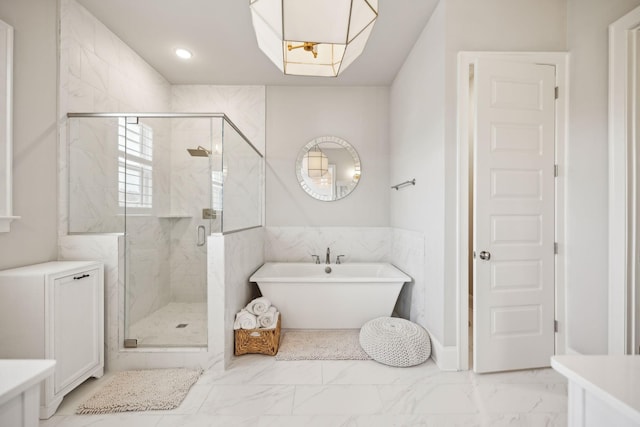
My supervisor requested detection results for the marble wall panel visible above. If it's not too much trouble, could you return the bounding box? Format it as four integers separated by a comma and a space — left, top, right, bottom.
223, 228, 264, 367
171, 86, 266, 155
264, 226, 391, 263
391, 228, 427, 327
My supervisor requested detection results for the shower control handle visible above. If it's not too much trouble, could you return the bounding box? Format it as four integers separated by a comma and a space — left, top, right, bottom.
196, 225, 206, 247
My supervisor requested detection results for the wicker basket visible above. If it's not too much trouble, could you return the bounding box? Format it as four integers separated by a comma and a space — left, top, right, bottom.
234, 315, 281, 356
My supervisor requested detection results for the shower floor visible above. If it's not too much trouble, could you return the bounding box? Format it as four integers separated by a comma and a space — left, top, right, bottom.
128, 302, 207, 347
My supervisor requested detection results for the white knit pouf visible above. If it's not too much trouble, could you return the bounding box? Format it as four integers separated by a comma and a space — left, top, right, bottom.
359, 317, 431, 367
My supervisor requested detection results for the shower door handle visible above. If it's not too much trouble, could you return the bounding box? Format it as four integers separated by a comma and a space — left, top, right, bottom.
196, 225, 206, 247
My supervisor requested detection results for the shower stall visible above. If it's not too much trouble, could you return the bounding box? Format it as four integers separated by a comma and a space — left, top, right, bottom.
66, 113, 263, 350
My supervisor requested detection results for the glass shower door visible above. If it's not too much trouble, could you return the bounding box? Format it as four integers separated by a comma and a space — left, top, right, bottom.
122, 116, 215, 348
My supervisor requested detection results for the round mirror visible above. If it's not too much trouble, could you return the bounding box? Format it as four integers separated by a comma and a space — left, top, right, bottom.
295, 136, 361, 201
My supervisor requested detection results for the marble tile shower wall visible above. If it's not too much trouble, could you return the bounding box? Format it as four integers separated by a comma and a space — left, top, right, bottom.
67, 118, 122, 232
170, 85, 266, 236
168, 117, 221, 302
60, 0, 174, 327
59, 0, 171, 115
171, 86, 266, 155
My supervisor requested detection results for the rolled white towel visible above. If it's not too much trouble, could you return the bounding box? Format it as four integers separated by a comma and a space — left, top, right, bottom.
257, 306, 278, 328
233, 309, 257, 330
245, 297, 271, 315
259, 311, 279, 330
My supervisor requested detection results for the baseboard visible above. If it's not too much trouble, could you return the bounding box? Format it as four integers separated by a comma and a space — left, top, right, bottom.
565, 346, 582, 355
427, 330, 458, 371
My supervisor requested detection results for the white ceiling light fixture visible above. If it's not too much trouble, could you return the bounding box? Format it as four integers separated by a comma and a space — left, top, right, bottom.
249, 0, 378, 77
175, 48, 193, 59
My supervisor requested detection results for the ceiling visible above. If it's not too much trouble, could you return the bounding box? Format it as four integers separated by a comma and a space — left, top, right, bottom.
76, 0, 439, 86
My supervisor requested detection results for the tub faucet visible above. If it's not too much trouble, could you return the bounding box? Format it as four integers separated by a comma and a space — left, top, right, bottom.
325, 247, 331, 264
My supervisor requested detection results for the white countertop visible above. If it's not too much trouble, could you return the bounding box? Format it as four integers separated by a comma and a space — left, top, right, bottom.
551, 355, 640, 423
0, 359, 56, 406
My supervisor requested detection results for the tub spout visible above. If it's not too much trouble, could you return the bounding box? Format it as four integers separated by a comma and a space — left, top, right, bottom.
325, 247, 330, 265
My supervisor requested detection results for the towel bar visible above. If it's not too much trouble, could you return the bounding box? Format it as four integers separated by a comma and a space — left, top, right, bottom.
391, 179, 416, 190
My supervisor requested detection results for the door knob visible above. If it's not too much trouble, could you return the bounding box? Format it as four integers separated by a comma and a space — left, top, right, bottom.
479, 251, 491, 261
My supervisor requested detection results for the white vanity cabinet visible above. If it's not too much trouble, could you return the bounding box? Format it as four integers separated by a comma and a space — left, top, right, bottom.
0, 261, 104, 419
552, 355, 640, 426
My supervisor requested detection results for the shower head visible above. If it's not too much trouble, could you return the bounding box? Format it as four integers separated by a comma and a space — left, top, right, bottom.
187, 146, 212, 157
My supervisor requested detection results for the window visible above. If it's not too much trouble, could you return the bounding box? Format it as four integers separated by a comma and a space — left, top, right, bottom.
118, 118, 153, 210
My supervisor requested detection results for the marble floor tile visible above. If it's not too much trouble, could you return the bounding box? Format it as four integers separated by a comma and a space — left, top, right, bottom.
40, 359, 569, 427
201, 356, 323, 385
483, 412, 569, 427
198, 385, 295, 416
40, 414, 164, 427
292, 385, 383, 415
257, 415, 356, 427
349, 414, 484, 427
156, 414, 259, 427
322, 359, 472, 385
474, 382, 568, 414
472, 367, 568, 384
378, 383, 479, 414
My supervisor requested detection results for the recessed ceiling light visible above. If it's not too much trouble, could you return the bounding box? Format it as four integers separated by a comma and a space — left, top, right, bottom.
175, 48, 192, 59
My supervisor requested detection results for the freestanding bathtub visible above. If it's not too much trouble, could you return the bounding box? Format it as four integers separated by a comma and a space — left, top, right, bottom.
249, 262, 411, 329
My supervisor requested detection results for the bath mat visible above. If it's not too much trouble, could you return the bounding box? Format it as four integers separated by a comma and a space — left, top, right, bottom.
275, 329, 371, 361
76, 368, 202, 414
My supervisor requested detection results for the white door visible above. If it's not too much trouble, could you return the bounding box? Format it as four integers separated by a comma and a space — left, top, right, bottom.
473, 59, 556, 373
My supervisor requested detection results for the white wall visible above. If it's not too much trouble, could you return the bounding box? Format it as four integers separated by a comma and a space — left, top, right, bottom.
0, 0, 58, 270
391, 0, 567, 348
265, 86, 389, 227
442, 0, 567, 348
566, 0, 640, 354
390, 1, 446, 345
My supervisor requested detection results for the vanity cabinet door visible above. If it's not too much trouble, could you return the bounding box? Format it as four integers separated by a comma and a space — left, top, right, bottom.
52, 268, 102, 394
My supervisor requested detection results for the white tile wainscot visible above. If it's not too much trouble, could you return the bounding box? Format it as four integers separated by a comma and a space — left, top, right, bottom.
0, 360, 55, 427
551, 355, 640, 426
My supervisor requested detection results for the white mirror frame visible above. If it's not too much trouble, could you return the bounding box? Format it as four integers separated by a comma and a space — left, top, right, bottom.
295, 135, 361, 202
0, 19, 16, 232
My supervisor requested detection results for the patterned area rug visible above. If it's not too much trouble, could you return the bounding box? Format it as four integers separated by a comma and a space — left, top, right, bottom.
76, 368, 202, 414
275, 329, 371, 361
